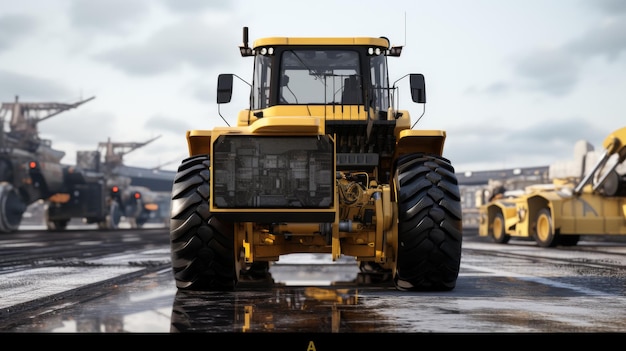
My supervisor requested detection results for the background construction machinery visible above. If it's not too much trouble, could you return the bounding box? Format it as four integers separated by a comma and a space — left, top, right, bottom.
0, 96, 171, 232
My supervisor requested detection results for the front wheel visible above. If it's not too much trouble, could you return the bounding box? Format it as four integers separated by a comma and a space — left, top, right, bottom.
0, 182, 26, 233
533, 208, 557, 247
491, 212, 510, 244
393, 154, 463, 291
169, 154, 239, 291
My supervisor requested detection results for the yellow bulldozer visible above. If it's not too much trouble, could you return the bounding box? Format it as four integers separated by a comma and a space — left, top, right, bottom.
168, 27, 462, 291
478, 126, 626, 247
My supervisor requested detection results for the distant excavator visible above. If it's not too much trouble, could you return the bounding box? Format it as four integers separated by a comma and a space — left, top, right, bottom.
59, 134, 165, 230
0, 95, 94, 232
0, 95, 162, 232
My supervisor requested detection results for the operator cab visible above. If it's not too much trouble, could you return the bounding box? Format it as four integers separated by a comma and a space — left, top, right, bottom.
217, 27, 425, 123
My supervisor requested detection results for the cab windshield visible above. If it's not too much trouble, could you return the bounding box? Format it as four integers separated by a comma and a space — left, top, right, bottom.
279, 49, 360, 105
251, 47, 390, 112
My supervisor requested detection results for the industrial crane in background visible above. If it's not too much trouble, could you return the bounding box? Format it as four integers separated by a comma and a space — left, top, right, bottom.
0, 95, 95, 232
0, 95, 171, 232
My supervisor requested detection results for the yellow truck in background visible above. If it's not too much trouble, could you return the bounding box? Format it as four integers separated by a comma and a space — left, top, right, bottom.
478, 126, 626, 247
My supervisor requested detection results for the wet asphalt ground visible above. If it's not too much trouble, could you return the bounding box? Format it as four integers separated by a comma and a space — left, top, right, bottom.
1, 224, 625, 341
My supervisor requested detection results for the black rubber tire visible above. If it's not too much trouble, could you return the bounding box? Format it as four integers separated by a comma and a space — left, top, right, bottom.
533, 208, 557, 247
491, 212, 511, 244
169, 155, 238, 291
0, 182, 26, 233
393, 154, 463, 291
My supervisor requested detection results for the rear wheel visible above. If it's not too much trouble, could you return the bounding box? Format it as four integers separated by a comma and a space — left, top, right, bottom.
169, 154, 239, 291
491, 212, 510, 244
0, 182, 26, 233
534, 208, 557, 247
393, 154, 463, 291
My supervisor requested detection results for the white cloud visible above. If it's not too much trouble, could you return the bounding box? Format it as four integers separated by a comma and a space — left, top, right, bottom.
0, 0, 624, 173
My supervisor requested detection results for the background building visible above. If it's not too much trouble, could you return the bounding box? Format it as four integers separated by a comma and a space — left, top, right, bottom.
457, 166, 549, 229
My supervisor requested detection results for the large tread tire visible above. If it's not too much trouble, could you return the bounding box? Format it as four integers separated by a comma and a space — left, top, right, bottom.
0, 182, 26, 233
169, 155, 238, 291
394, 154, 463, 291
533, 208, 558, 247
491, 212, 511, 244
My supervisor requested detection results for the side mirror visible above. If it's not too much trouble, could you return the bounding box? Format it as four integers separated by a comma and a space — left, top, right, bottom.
217, 74, 234, 104
409, 73, 426, 104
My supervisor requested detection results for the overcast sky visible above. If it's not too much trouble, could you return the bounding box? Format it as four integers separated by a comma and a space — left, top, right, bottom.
1, 0, 625, 172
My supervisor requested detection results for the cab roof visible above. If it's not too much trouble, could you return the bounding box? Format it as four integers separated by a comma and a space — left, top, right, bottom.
252, 36, 390, 49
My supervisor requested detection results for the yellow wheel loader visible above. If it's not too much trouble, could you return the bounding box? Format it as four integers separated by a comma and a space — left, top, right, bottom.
169, 27, 463, 291
479, 126, 626, 247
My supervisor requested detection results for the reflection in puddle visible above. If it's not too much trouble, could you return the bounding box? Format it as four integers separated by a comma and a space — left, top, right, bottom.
49, 286, 176, 333
171, 271, 393, 333
6, 260, 392, 333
